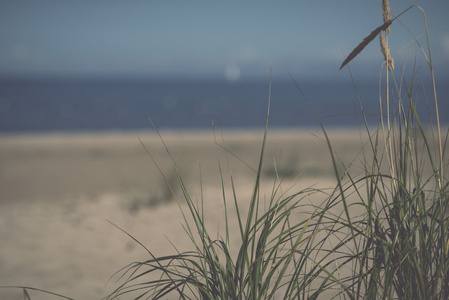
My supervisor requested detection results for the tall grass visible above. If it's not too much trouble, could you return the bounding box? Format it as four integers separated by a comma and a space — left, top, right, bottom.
105, 5, 447, 300
2, 3, 447, 300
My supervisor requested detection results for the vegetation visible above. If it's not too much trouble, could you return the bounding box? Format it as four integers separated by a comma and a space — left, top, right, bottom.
4, 2, 448, 299
104, 3, 448, 299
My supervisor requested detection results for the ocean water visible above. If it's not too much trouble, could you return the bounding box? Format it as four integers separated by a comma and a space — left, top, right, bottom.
0, 78, 446, 133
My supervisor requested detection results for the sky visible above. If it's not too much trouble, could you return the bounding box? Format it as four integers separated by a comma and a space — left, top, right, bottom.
1, 0, 448, 82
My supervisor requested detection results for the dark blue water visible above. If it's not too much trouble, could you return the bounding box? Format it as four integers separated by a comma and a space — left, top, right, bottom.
0, 78, 446, 133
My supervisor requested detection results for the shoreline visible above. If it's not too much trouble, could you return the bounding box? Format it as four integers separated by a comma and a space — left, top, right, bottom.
0, 127, 373, 146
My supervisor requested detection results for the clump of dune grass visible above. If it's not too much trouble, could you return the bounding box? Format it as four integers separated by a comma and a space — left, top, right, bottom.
106, 4, 448, 299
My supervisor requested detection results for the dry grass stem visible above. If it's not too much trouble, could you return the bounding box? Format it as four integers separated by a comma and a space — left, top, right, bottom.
380, 0, 394, 71
379, 33, 394, 71
382, 0, 392, 36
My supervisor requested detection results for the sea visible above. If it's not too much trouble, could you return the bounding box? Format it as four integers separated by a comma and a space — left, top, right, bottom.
0, 77, 447, 133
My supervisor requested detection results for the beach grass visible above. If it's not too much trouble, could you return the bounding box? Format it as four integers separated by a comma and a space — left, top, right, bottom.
103, 4, 447, 300
2, 3, 447, 300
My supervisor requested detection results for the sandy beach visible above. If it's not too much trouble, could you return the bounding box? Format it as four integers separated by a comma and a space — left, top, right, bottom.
0, 128, 368, 299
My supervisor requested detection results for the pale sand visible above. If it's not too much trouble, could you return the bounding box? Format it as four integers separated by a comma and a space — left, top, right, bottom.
0, 129, 370, 299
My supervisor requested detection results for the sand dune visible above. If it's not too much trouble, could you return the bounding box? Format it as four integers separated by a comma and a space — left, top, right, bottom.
0, 129, 367, 299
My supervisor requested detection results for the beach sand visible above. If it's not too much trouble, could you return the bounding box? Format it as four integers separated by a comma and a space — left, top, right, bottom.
0, 129, 368, 299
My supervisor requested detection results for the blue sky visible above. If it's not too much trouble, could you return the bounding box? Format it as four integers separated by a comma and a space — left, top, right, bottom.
1, 0, 448, 81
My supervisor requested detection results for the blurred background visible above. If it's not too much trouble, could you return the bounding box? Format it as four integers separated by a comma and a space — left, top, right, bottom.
0, 2, 448, 299
1, 0, 448, 132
